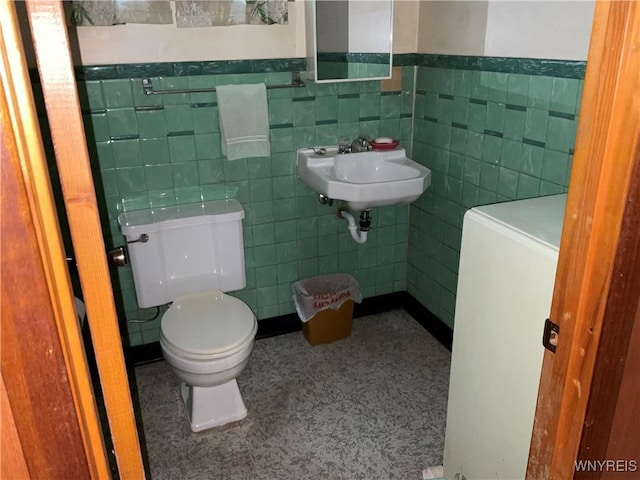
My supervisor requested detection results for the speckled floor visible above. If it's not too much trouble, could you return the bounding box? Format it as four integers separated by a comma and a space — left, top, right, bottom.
134, 309, 451, 480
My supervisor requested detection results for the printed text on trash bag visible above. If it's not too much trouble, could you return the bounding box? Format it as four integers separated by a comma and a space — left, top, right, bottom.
311, 290, 351, 309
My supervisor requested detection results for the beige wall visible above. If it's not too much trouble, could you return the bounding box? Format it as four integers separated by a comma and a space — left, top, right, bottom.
70, 0, 593, 66
72, 0, 418, 66
417, 0, 594, 61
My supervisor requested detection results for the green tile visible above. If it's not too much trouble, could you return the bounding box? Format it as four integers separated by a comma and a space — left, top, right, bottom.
249, 178, 273, 202
497, 167, 518, 199
546, 116, 577, 153
380, 94, 401, 119
436, 97, 453, 124
500, 138, 523, 171
486, 102, 505, 133
521, 144, 544, 177
86, 113, 110, 142
144, 164, 173, 190
107, 108, 138, 137
481, 135, 502, 165
315, 96, 339, 122
253, 244, 277, 267
358, 93, 380, 118
540, 181, 566, 195
541, 149, 569, 185
451, 97, 469, 126
506, 74, 530, 106
271, 152, 296, 176
277, 261, 298, 284
137, 110, 167, 139
293, 101, 316, 126
465, 132, 484, 159
197, 159, 225, 184
315, 123, 339, 147
524, 108, 549, 143
461, 182, 479, 207
140, 138, 169, 165
255, 265, 278, 288
275, 219, 297, 243
173, 186, 202, 205
247, 157, 272, 179
168, 136, 197, 162
253, 201, 277, 224
296, 217, 318, 239
148, 189, 176, 208
102, 79, 134, 108
450, 128, 468, 156
479, 163, 499, 191
112, 139, 142, 168
99, 169, 119, 197
115, 166, 145, 194
517, 173, 540, 199
82, 81, 105, 110
550, 78, 580, 114
467, 102, 487, 132
293, 126, 317, 149
164, 105, 194, 133
270, 127, 294, 153
337, 97, 360, 123
192, 107, 219, 134
454, 70, 472, 98
269, 98, 293, 125
528, 76, 552, 110
483, 72, 508, 103
273, 199, 297, 222
463, 157, 481, 185
257, 286, 279, 308
195, 133, 222, 160
469, 71, 488, 101
503, 108, 525, 140
172, 162, 199, 187
272, 176, 295, 199
298, 258, 319, 279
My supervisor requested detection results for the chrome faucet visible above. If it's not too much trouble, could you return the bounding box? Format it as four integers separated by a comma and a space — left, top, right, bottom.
349, 136, 372, 153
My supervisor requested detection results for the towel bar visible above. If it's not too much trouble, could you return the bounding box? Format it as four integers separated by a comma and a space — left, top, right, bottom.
142, 72, 305, 96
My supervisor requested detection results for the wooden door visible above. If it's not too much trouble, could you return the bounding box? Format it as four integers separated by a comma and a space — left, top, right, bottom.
1, 0, 145, 478
527, 1, 640, 477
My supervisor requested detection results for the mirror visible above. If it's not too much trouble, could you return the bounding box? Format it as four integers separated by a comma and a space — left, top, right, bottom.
306, 0, 393, 83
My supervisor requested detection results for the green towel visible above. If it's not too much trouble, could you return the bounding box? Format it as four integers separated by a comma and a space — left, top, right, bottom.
217, 83, 271, 161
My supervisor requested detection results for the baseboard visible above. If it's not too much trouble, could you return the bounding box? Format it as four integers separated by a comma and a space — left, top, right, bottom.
126, 291, 452, 366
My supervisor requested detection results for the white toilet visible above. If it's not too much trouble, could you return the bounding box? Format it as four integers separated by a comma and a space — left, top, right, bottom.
119, 199, 257, 432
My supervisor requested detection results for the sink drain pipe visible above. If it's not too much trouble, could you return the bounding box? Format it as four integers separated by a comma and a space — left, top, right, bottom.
339, 209, 371, 244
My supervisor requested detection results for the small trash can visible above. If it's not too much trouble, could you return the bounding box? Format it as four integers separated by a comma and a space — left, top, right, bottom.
292, 273, 362, 345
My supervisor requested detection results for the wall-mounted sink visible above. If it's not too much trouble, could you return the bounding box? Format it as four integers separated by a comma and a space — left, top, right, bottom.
297, 147, 431, 210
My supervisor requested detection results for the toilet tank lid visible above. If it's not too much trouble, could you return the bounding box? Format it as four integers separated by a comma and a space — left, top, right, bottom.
118, 199, 244, 236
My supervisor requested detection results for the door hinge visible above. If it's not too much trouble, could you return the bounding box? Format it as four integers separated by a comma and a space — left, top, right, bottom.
543, 318, 559, 353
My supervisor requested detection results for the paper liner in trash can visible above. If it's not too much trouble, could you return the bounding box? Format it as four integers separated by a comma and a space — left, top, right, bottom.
292, 273, 362, 323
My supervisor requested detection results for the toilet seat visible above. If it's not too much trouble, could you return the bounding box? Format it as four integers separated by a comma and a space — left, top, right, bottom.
161, 290, 257, 360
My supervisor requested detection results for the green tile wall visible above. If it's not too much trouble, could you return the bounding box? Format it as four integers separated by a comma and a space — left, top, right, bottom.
407, 66, 582, 327
76, 65, 414, 346
38, 55, 584, 346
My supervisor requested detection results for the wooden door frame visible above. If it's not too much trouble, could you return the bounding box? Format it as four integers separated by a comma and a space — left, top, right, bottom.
1, 0, 145, 478
527, 1, 640, 477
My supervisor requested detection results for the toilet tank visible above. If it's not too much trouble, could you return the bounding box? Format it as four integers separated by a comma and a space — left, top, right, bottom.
118, 199, 246, 308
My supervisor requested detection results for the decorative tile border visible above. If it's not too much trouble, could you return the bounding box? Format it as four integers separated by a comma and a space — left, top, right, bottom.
77, 58, 307, 81
411, 54, 586, 79
27, 54, 586, 83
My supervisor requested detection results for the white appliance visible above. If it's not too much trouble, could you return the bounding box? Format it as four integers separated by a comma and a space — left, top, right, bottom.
443, 194, 566, 480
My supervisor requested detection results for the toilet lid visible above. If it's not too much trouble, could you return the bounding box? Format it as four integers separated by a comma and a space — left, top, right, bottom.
161, 290, 256, 356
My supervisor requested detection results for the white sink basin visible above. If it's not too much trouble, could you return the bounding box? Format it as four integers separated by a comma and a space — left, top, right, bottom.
297, 147, 431, 210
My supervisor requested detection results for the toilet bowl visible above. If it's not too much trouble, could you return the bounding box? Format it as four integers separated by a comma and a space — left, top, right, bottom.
159, 290, 257, 432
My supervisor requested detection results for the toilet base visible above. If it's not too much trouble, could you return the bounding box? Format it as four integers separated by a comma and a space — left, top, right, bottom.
181, 379, 248, 432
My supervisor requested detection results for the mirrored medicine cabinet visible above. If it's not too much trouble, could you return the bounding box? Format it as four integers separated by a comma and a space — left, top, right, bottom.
305, 0, 394, 83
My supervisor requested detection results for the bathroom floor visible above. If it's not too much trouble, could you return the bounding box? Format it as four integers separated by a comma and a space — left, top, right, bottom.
134, 309, 451, 480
